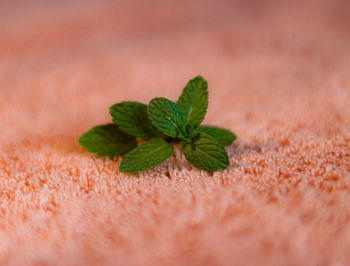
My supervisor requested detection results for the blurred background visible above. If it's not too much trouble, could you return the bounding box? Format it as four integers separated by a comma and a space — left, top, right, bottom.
1, 0, 350, 142
1, 1, 350, 265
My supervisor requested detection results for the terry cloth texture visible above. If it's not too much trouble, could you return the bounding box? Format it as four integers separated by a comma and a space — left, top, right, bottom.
1, 0, 350, 265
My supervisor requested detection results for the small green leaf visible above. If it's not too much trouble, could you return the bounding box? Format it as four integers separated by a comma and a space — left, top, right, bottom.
183, 132, 229, 171
194, 126, 236, 146
177, 76, 208, 130
110, 101, 162, 139
148, 97, 185, 138
120, 137, 174, 173
79, 124, 137, 157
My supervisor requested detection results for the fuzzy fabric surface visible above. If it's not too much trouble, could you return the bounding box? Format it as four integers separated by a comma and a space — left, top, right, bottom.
1, 0, 350, 265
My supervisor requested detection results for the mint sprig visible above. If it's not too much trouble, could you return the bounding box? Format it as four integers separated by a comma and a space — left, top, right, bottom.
79, 76, 237, 173
119, 137, 174, 173
194, 125, 237, 146
78, 124, 137, 157
148, 97, 186, 138
177, 76, 208, 130
110, 101, 161, 139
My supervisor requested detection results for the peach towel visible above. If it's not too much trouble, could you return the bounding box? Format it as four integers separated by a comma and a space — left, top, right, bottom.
1, 1, 350, 265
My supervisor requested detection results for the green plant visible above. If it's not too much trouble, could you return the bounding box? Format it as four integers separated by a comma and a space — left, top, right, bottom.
79, 76, 236, 173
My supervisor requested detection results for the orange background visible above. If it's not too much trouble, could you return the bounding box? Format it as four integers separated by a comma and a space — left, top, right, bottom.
1, 1, 350, 265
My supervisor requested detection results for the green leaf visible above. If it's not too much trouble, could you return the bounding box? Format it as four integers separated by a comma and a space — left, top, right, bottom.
183, 132, 229, 171
79, 124, 137, 157
194, 126, 236, 146
177, 76, 208, 130
119, 137, 174, 173
110, 101, 162, 139
148, 97, 185, 138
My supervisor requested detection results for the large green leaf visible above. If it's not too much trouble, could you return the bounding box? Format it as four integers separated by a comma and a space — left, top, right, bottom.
194, 126, 236, 146
119, 137, 174, 173
110, 101, 162, 139
148, 97, 185, 138
79, 124, 137, 157
183, 132, 229, 171
177, 76, 208, 130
